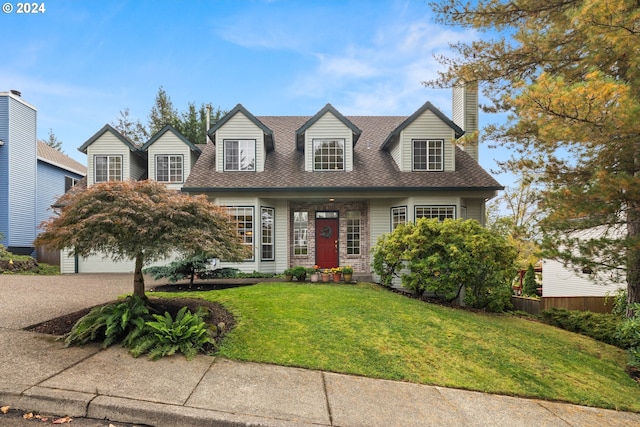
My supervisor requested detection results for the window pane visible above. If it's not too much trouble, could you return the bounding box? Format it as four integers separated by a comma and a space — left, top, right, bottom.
413, 140, 443, 171
391, 206, 407, 230
225, 140, 255, 171
261, 207, 274, 261
313, 139, 344, 170
95, 155, 121, 182
293, 211, 308, 255
346, 211, 360, 255
227, 207, 254, 259
415, 206, 455, 221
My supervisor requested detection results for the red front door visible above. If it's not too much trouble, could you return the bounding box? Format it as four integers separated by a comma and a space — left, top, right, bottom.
316, 218, 339, 269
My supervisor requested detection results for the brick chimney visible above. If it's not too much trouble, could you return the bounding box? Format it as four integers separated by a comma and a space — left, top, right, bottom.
452, 80, 479, 162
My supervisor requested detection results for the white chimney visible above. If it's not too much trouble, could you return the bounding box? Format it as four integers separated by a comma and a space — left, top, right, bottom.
452, 80, 479, 162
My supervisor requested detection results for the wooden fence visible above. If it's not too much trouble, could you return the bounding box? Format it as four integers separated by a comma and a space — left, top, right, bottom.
540, 297, 613, 313
511, 296, 614, 315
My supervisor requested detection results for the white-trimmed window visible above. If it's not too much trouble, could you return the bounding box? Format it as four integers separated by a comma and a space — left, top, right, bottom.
413, 139, 443, 171
313, 139, 344, 171
293, 211, 308, 255
391, 206, 407, 230
65, 176, 79, 192
415, 206, 455, 221
94, 155, 122, 182
227, 206, 254, 258
224, 139, 255, 171
346, 211, 361, 255
155, 155, 183, 183
261, 207, 274, 261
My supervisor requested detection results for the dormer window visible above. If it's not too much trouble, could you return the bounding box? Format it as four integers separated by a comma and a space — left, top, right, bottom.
413, 139, 443, 171
95, 155, 122, 182
224, 139, 255, 171
156, 154, 183, 183
313, 138, 344, 171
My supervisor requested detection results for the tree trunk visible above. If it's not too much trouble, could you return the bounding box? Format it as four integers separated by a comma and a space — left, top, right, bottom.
133, 255, 146, 299
627, 202, 640, 318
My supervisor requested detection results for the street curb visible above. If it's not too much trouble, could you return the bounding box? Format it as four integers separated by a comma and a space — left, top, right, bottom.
87, 395, 322, 427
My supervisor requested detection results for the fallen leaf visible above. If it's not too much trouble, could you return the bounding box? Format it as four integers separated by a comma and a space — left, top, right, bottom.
0, 406, 9, 414
53, 416, 73, 424
23, 412, 34, 419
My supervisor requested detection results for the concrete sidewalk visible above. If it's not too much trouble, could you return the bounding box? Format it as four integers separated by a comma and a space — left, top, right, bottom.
1, 274, 640, 426
2, 329, 640, 427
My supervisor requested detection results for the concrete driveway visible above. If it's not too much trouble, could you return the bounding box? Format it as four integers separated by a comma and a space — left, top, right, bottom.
0, 274, 151, 329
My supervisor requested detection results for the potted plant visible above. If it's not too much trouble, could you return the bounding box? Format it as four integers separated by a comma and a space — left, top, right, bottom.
291, 266, 307, 282
283, 267, 295, 282
309, 265, 320, 282
342, 266, 353, 282
331, 267, 342, 282
321, 268, 331, 282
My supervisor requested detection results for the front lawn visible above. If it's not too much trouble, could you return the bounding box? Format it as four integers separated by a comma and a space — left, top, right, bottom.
152, 282, 640, 412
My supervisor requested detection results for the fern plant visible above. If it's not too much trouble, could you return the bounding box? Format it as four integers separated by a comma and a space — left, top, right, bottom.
128, 306, 213, 360
65, 296, 149, 348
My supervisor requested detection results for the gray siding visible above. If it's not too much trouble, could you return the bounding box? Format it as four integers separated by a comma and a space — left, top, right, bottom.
146, 132, 195, 190
401, 110, 456, 172
215, 113, 265, 172
304, 112, 354, 172
36, 161, 83, 234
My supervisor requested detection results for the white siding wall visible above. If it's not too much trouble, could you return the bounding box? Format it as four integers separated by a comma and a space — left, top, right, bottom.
388, 139, 403, 170
86, 133, 133, 187
401, 110, 456, 172
463, 199, 484, 224
147, 132, 194, 191
304, 113, 353, 172
215, 113, 265, 172
542, 259, 625, 297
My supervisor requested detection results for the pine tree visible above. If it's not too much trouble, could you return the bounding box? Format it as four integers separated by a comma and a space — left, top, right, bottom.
427, 0, 640, 316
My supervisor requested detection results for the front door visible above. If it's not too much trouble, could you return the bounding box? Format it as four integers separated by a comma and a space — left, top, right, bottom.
316, 218, 339, 269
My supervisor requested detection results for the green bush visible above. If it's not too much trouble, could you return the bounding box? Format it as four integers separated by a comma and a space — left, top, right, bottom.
540, 308, 622, 347
65, 296, 149, 348
127, 306, 213, 360
372, 218, 517, 311
200, 267, 240, 279
523, 264, 538, 296
615, 303, 640, 367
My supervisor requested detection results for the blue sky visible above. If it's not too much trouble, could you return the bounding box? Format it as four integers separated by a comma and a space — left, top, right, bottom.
1, 0, 512, 186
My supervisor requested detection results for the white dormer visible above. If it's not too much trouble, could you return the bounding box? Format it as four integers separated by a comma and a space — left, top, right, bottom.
381, 102, 464, 172
78, 124, 146, 187
207, 104, 274, 173
141, 125, 202, 190
295, 104, 362, 173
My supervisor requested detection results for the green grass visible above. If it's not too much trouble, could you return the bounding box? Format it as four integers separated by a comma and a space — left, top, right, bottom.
152, 282, 640, 412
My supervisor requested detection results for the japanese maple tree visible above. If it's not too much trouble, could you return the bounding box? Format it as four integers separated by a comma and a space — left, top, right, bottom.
36, 180, 250, 298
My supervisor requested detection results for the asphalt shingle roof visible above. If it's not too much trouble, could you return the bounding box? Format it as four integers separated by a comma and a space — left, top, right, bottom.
37, 141, 87, 176
184, 115, 502, 193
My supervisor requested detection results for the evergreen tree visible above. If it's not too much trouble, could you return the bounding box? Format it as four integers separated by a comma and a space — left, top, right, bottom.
427, 0, 640, 316
523, 264, 538, 297
40, 128, 63, 152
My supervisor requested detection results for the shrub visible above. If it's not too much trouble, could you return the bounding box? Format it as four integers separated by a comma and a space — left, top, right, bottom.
522, 264, 538, 296
540, 308, 622, 347
199, 267, 240, 279
65, 296, 149, 348
127, 306, 213, 360
615, 303, 640, 367
372, 218, 517, 311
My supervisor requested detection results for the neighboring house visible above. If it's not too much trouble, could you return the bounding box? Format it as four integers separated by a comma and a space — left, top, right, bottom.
541, 225, 625, 312
60, 124, 202, 273
61, 83, 503, 275
0, 90, 86, 258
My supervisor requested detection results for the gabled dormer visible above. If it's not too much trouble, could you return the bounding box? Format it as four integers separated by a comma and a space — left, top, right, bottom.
381, 102, 463, 173
295, 104, 362, 172
207, 104, 274, 173
78, 124, 146, 187
141, 124, 202, 190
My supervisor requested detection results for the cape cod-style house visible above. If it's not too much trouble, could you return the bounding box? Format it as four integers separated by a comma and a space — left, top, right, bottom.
61, 83, 503, 275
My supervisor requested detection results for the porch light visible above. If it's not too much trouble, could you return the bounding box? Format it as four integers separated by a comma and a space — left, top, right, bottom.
329, 198, 335, 202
